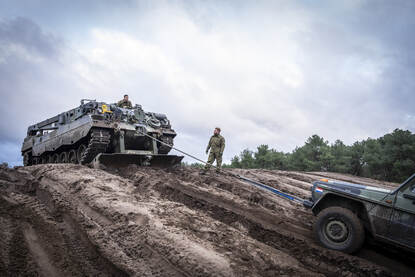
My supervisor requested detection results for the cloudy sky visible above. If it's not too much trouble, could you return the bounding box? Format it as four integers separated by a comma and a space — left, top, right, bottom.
1, 0, 414, 166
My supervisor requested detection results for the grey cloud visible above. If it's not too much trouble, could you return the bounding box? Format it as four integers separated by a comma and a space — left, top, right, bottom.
0, 17, 62, 58
282, 1, 415, 142
0, 17, 77, 165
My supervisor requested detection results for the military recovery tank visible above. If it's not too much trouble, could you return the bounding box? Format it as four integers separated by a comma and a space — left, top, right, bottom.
21, 99, 183, 168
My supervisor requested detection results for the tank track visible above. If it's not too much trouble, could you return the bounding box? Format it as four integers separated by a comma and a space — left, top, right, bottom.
80, 129, 111, 164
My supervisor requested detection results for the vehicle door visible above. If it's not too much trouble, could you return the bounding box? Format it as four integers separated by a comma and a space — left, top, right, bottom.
388, 176, 415, 249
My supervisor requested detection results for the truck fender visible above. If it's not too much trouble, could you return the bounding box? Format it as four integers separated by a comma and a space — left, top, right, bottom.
311, 192, 373, 236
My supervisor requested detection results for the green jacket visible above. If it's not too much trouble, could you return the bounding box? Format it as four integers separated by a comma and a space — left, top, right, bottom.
117, 99, 132, 108
206, 134, 225, 154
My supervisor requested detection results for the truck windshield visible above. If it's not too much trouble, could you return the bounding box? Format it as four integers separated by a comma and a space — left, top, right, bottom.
392, 174, 415, 194
406, 176, 415, 193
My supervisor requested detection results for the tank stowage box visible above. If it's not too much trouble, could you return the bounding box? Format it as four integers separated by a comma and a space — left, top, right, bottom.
21, 99, 183, 167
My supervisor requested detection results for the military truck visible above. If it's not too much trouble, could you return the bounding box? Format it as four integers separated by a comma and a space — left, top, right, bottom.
21, 99, 183, 167
308, 174, 415, 253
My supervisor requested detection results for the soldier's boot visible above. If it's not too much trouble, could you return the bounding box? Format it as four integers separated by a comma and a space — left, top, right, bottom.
200, 165, 210, 175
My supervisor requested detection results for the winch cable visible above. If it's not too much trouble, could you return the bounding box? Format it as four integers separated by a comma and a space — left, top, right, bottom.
135, 129, 211, 166
135, 129, 313, 207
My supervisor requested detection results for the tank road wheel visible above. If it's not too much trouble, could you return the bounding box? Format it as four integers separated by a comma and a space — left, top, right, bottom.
47, 155, 54, 164
41, 155, 48, 164
68, 150, 77, 164
77, 144, 87, 164
314, 206, 365, 254
23, 152, 32, 166
59, 152, 68, 163
52, 153, 60, 163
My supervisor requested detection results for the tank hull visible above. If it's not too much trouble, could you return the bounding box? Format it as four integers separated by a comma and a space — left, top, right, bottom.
21, 100, 182, 167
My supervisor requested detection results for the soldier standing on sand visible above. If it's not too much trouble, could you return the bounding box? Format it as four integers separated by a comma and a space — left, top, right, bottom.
117, 94, 133, 109
202, 127, 225, 174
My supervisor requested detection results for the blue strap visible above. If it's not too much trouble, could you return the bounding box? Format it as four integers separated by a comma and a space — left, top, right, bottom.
238, 175, 304, 204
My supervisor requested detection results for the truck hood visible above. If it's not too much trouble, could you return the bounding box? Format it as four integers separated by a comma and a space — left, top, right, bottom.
312, 180, 392, 203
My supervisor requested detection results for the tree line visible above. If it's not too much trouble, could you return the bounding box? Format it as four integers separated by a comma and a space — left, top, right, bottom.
226, 129, 415, 183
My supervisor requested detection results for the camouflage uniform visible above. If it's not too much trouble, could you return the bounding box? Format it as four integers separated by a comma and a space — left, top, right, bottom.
117, 99, 133, 109
204, 134, 225, 172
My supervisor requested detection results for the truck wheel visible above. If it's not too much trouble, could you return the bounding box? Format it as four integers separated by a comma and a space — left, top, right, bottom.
314, 206, 365, 254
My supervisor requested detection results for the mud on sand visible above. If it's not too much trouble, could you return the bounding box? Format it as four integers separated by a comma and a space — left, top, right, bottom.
0, 164, 413, 276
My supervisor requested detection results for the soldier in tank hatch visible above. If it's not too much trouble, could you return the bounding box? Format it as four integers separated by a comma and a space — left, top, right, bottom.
202, 127, 225, 174
117, 94, 133, 109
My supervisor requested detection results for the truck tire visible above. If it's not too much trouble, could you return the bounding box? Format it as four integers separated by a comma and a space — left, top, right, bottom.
314, 206, 365, 254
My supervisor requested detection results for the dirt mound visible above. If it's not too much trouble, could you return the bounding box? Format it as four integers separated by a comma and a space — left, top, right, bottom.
0, 164, 413, 276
